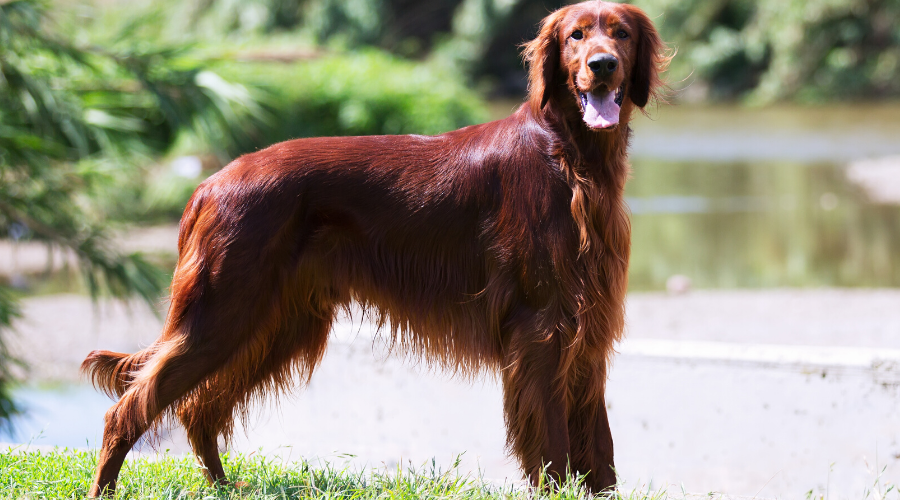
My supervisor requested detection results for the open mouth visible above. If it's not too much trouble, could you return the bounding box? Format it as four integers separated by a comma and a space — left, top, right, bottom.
578, 85, 624, 130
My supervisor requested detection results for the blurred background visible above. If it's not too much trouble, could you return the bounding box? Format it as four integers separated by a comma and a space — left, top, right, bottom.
1, 0, 899, 497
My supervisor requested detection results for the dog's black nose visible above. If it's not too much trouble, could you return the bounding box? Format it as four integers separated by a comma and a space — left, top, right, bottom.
587, 53, 618, 77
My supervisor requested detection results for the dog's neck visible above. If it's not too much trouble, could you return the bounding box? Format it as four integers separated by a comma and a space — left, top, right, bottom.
532, 97, 633, 182
521, 97, 633, 267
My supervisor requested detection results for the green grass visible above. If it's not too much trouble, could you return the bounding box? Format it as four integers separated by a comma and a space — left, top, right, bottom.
0, 448, 668, 500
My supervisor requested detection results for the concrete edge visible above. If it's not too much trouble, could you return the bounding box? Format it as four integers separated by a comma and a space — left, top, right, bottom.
618, 339, 900, 371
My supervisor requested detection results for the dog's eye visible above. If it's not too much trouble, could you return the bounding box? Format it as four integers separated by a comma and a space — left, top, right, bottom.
616, 29, 629, 39
571, 30, 583, 40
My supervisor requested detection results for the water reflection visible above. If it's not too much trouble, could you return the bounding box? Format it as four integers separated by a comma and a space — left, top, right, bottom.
627, 160, 900, 290
621, 104, 900, 291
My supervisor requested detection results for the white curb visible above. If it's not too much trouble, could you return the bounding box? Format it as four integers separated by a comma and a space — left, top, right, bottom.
618, 338, 900, 374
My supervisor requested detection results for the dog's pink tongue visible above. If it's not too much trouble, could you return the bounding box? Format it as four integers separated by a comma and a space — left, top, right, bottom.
583, 90, 620, 129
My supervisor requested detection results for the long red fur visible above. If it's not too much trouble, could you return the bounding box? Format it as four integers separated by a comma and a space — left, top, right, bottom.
82, 1, 668, 495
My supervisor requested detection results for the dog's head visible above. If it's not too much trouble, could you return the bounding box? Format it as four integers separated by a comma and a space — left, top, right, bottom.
523, 1, 667, 131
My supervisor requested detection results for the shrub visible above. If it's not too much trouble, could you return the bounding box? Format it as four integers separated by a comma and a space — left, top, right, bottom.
214, 49, 490, 147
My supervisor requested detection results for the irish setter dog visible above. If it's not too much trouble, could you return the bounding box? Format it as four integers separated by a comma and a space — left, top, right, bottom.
83, 1, 666, 495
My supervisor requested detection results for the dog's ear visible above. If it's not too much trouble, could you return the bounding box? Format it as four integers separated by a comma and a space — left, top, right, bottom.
625, 4, 668, 108
523, 8, 566, 113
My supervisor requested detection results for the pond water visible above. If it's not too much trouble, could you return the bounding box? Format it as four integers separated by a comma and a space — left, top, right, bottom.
0, 385, 109, 448
624, 104, 900, 290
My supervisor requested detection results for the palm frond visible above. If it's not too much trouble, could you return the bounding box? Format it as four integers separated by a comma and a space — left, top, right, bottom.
0, 0, 266, 431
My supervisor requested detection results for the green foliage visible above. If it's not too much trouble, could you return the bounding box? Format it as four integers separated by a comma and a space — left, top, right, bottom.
431, 0, 526, 78
631, 0, 900, 102
302, 0, 386, 46
0, 0, 259, 284
81, 0, 900, 103
49, 0, 900, 103
0, 448, 671, 499
215, 50, 488, 143
61, 0, 390, 47
0, 291, 22, 430
50, 0, 489, 139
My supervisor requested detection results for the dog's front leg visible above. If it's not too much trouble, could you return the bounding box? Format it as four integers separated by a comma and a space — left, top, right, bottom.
500, 308, 571, 488
566, 361, 617, 493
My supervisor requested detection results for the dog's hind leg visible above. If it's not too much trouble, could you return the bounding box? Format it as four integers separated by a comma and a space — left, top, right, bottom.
89, 335, 238, 497
176, 307, 335, 485
88, 276, 308, 496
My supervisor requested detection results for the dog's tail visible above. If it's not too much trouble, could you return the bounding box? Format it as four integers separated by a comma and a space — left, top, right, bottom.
81, 349, 153, 399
